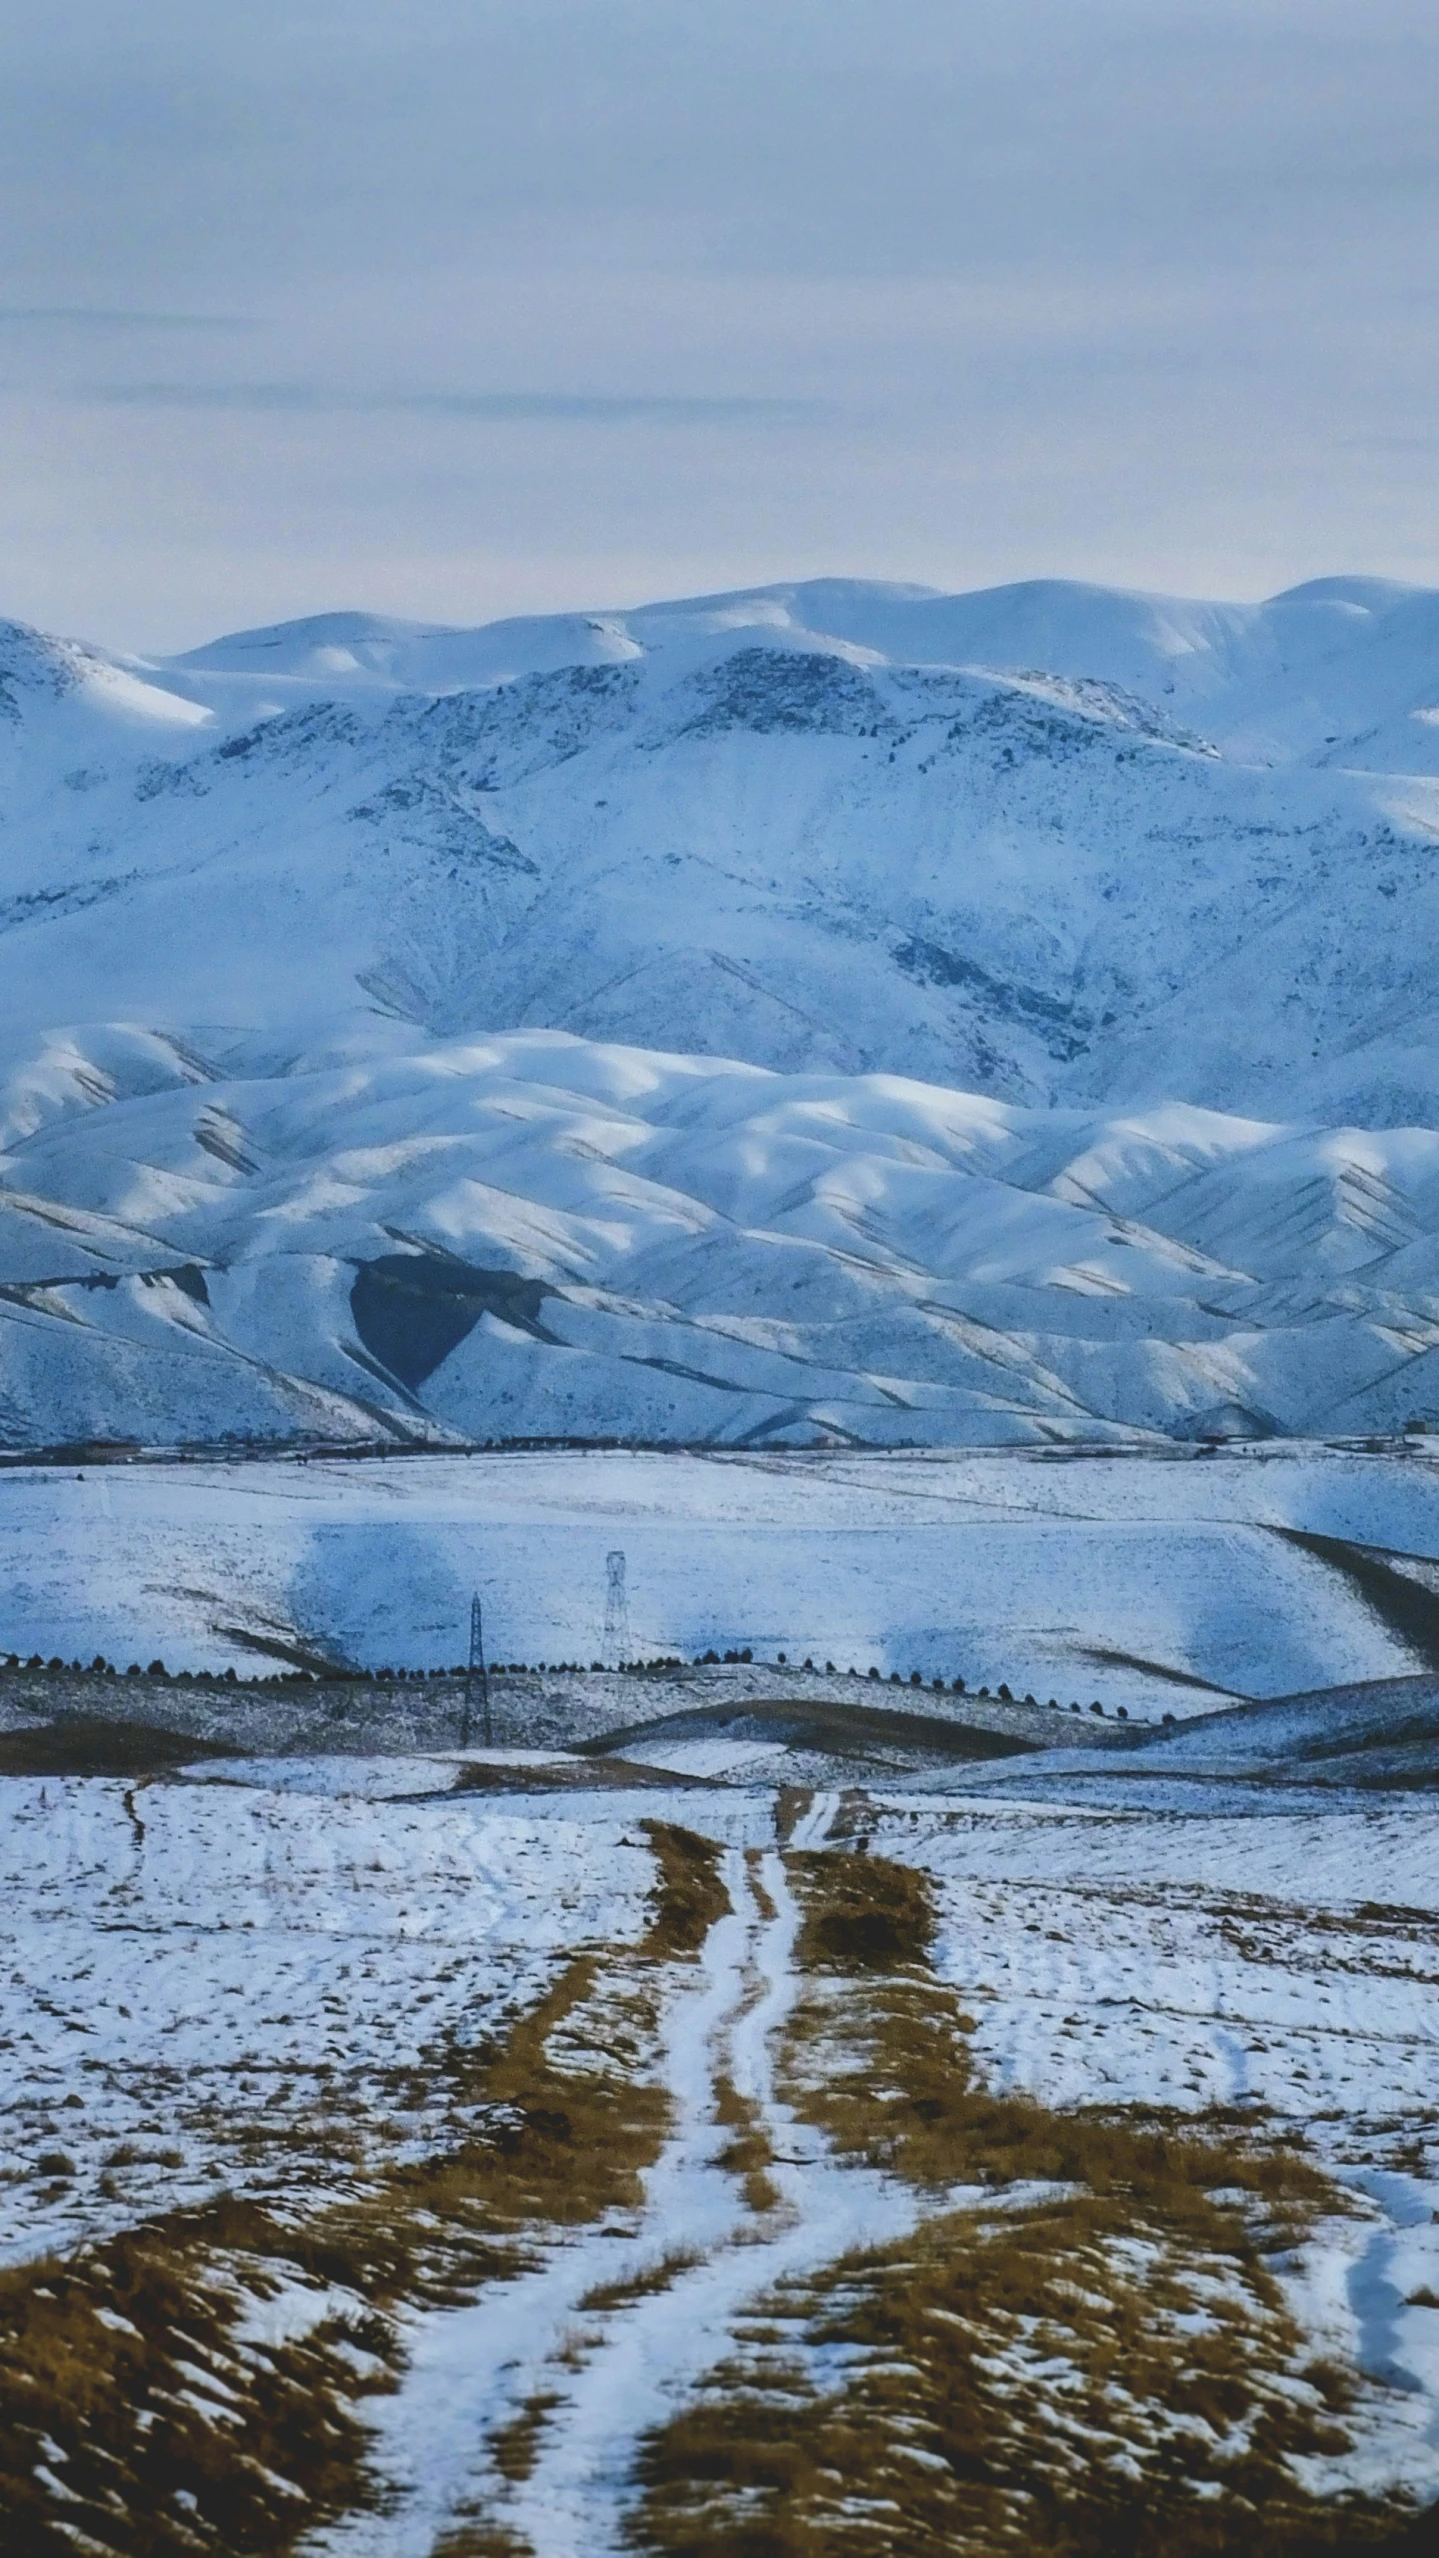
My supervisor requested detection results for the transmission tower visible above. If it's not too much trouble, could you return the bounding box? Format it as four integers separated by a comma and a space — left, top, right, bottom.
464, 1589, 491, 1748
603, 1549, 630, 1664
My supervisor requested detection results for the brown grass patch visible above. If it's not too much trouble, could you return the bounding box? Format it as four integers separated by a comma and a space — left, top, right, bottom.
0, 2222, 400, 2557
434, 2523, 533, 2558
0, 1941, 672, 2556
791, 1843, 934, 1971
450, 1756, 712, 1795
486, 2388, 564, 2483
713, 2073, 781, 2216
622, 1844, 1429, 2558
577, 2249, 706, 2316
625, 2204, 1428, 2557
786, 1850, 1330, 2214
639, 1819, 730, 1956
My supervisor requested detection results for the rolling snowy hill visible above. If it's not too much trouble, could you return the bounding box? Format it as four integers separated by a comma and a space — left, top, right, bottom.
7, 1025, 1439, 1447
5, 571, 1439, 1446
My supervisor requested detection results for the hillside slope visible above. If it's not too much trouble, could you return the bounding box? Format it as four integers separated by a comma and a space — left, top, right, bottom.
8, 1026, 1439, 1448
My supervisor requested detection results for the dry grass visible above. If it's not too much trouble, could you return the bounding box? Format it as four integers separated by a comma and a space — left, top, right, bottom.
15, 1817, 1427, 2557
450, 1756, 712, 1796
0, 1940, 669, 2557
577, 2249, 707, 2317
713, 2072, 781, 2216
0, 2219, 400, 2556
434, 2522, 533, 2558
623, 1847, 1432, 2558
625, 2218, 1428, 2557
786, 1849, 1332, 2213
791, 1842, 934, 1971
639, 1819, 730, 1957
487, 2389, 564, 2484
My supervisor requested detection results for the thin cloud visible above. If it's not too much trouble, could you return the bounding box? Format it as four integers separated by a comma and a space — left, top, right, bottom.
77, 382, 819, 422
0, 307, 252, 329
1340, 434, 1439, 454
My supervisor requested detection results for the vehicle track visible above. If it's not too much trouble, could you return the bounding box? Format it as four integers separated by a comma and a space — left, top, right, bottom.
310, 1789, 922, 2557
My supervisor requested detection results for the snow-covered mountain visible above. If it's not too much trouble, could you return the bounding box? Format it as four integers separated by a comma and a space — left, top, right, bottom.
5, 571, 1439, 1447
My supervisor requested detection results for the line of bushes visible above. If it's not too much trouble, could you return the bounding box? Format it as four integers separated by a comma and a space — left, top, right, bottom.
0, 1647, 1144, 1719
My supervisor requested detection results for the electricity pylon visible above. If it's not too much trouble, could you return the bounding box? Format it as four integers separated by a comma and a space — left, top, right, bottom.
604, 1548, 630, 1665
464, 1590, 491, 1748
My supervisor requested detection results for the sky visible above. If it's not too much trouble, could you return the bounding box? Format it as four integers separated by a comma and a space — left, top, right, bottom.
2, 0, 1438, 651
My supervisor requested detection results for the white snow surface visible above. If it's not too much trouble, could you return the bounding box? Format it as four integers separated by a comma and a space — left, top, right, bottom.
0, 1770, 655, 2267
888, 1794, 1439, 2513
312, 1813, 933, 2558
898, 1798, 1439, 2119
7, 1443, 1439, 1712
6, 572, 1439, 1139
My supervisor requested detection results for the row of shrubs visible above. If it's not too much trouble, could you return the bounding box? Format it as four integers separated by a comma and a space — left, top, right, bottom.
486, 1650, 1141, 1719
2, 1654, 328, 1686
0, 1647, 1152, 1720
684, 1650, 1136, 1719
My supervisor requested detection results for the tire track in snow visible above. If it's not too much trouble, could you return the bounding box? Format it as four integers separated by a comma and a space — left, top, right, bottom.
309, 1790, 925, 2558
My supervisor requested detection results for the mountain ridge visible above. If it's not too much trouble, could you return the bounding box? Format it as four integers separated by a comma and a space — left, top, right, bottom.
4, 575, 1439, 1120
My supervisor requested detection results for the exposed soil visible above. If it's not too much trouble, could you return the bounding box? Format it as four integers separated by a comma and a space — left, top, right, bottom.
582, 1695, 1040, 1770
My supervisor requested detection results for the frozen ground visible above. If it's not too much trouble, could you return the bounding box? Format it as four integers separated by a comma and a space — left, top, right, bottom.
903, 1797, 1439, 2124
3, 1744, 1437, 2551
6, 1443, 1439, 1719
903, 1796, 1439, 2513
305, 1799, 941, 2558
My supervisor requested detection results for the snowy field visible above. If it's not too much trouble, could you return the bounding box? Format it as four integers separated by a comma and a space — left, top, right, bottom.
5, 1443, 1439, 1718
13, 548, 1439, 2545
3, 1760, 1437, 2552
0, 1774, 656, 2272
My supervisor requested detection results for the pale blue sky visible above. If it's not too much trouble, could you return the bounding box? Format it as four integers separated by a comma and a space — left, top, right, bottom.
3, 0, 1438, 647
